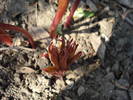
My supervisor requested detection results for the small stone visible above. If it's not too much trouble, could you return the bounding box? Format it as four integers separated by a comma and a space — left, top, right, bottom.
37, 58, 49, 68
16, 67, 35, 73
86, 0, 98, 12
13, 37, 21, 46
112, 61, 119, 73
64, 34, 70, 40
55, 79, 66, 90
21, 88, 31, 95
65, 79, 74, 89
129, 88, 133, 100
101, 82, 114, 97
103, 72, 115, 81
89, 33, 106, 61
115, 90, 128, 100
37, 75, 49, 86
66, 80, 74, 86
117, 79, 129, 88
0, 55, 3, 60
66, 73, 77, 80
99, 18, 115, 38
64, 96, 72, 100
89, 34, 101, 54
14, 73, 21, 83
97, 43, 106, 61
77, 86, 85, 96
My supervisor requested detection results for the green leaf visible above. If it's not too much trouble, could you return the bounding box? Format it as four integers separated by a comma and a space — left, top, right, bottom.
84, 11, 95, 18
73, 8, 84, 18
73, 8, 95, 18
56, 24, 63, 35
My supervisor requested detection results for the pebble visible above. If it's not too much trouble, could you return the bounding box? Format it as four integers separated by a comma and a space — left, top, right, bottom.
37, 58, 49, 68
66, 73, 77, 80
64, 96, 72, 100
117, 79, 129, 88
13, 37, 21, 46
66, 80, 74, 85
89, 33, 102, 54
55, 79, 66, 90
112, 61, 119, 73
77, 86, 85, 96
115, 90, 128, 100
86, 0, 98, 12
99, 18, 114, 39
65, 79, 74, 89
103, 72, 115, 81
129, 88, 133, 100
64, 34, 70, 40
101, 82, 114, 97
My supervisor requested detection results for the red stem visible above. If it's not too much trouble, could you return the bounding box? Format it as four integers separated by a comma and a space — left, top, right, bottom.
0, 23, 35, 48
0, 28, 13, 46
64, 0, 80, 28
49, 0, 70, 38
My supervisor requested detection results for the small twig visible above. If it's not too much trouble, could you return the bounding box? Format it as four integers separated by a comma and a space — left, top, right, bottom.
0, 46, 35, 52
15, 46, 35, 51
121, 10, 133, 26
121, 10, 133, 19
0, 47, 18, 51
124, 16, 133, 26
112, 80, 129, 90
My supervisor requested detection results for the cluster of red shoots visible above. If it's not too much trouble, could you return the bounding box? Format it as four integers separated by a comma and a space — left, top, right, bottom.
0, 0, 81, 77
42, 38, 82, 77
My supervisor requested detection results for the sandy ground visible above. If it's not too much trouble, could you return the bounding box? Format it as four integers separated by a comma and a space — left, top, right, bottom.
0, 0, 133, 100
